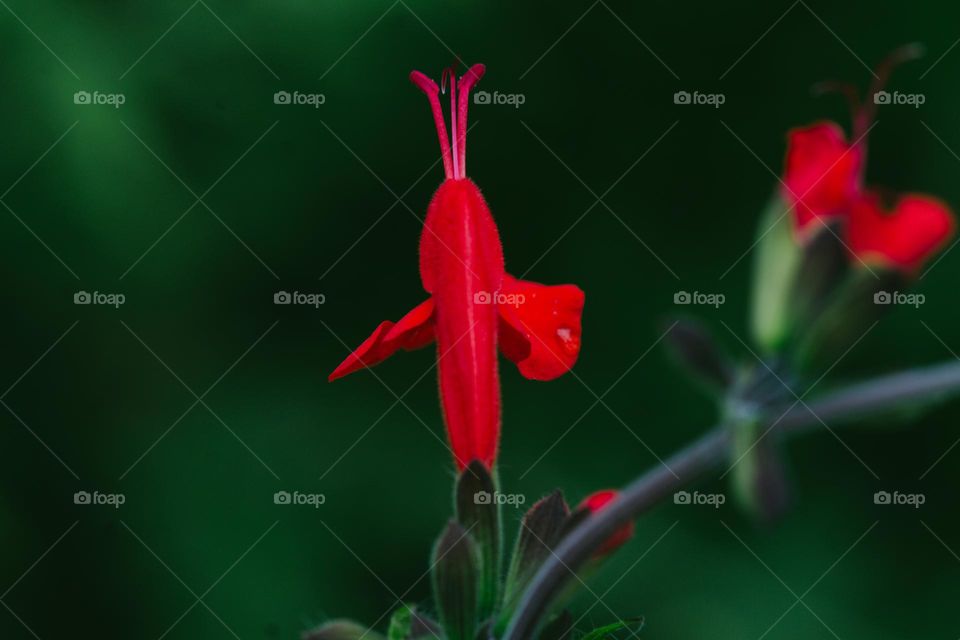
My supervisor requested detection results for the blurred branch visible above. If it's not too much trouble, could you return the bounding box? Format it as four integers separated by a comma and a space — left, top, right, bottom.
502, 359, 960, 640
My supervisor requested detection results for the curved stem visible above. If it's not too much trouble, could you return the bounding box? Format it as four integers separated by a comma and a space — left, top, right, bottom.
502, 359, 960, 640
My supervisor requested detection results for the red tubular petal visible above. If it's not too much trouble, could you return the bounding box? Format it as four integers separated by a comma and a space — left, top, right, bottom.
328, 298, 436, 381
420, 179, 505, 470
497, 274, 584, 381
848, 191, 955, 272
578, 490, 634, 557
783, 121, 863, 235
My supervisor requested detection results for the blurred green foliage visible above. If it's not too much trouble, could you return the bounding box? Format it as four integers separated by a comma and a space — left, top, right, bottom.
1, 1, 959, 638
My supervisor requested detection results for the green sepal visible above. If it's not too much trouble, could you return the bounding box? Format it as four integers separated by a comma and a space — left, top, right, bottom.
432, 520, 480, 640
788, 221, 850, 329
304, 620, 385, 640
750, 194, 804, 353
455, 461, 501, 623
792, 267, 904, 372
497, 492, 570, 633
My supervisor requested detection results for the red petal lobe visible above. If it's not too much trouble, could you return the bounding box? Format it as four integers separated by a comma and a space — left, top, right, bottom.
848, 191, 955, 272
783, 121, 862, 234
328, 298, 435, 381
497, 274, 584, 381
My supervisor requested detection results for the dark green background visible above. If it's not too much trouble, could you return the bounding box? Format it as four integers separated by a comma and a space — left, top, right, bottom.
2, 1, 959, 638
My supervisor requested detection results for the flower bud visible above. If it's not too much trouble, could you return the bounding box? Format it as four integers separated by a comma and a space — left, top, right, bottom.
577, 490, 635, 557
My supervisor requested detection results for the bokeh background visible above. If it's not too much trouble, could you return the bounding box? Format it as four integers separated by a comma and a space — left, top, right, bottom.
1, 1, 959, 638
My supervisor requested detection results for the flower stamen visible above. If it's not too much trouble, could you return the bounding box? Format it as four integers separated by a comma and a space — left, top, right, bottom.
410, 70, 454, 179
412, 64, 487, 180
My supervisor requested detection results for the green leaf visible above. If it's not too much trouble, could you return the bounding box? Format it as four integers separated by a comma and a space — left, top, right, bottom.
750, 194, 804, 353
455, 461, 501, 622
385, 605, 442, 640
303, 620, 385, 640
388, 606, 414, 640
432, 520, 480, 640
579, 617, 645, 640
729, 418, 790, 524
662, 317, 734, 392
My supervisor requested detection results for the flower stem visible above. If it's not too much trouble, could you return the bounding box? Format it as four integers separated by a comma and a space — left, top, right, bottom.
501, 359, 960, 640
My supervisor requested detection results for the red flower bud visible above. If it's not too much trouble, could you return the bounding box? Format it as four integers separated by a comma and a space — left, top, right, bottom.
578, 490, 634, 557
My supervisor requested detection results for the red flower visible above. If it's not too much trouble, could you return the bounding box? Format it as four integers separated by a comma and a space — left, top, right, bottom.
329, 64, 585, 471
578, 490, 634, 557
781, 52, 955, 271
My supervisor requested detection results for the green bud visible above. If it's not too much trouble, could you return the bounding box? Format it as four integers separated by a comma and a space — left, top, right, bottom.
455, 461, 501, 623
750, 194, 804, 353
431, 520, 480, 640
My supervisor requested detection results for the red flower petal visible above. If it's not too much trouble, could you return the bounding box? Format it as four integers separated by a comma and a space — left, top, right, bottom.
848, 191, 955, 272
419, 179, 506, 470
578, 490, 634, 557
328, 298, 435, 382
497, 274, 584, 381
783, 121, 863, 234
